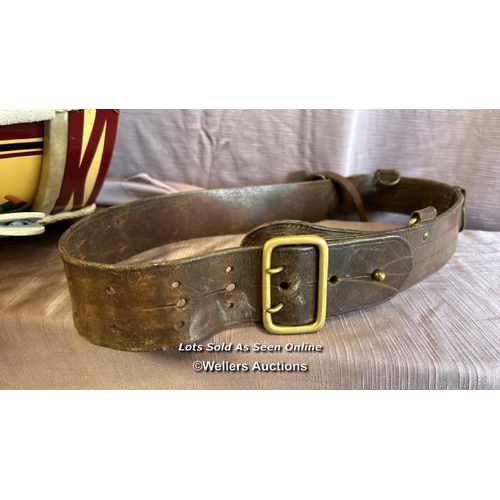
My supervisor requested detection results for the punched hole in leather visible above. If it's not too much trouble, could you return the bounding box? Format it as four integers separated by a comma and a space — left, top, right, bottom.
59, 172, 465, 351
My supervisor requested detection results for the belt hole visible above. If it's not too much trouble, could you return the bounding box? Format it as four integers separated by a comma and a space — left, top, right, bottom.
226, 301, 234, 309
226, 283, 236, 292
106, 286, 116, 295
226, 266, 233, 274
329, 276, 339, 285
278, 282, 289, 291
176, 298, 187, 308
171, 281, 180, 289
175, 321, 185, 329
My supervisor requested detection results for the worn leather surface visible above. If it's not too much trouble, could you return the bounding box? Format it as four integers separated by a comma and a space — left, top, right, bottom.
59, 172, 465, 351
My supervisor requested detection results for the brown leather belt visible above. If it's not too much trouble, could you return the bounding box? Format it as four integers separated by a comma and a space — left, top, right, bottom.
58, 171, 466, 351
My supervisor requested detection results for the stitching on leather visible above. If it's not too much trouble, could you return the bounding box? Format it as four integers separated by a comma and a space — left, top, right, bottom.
444, 190, 456, 211
403, 268, 440, 290
393, 205, 460, 242
397, 202, 461, 238
413, 238, 455, 267
403, 242, 456, 289
413, 222, 456, 251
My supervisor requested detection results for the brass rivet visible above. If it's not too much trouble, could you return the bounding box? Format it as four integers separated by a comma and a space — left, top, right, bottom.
423, 231, 430, 241
372, 269, 386, 282
171, 281, 180, 289
376, 170, 401, 186
176, 298, 187, 308
226, 283, 236, 292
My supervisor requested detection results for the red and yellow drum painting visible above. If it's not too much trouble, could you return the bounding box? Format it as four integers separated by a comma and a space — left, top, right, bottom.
0, 109, 119, 216
0, 121, 44, 214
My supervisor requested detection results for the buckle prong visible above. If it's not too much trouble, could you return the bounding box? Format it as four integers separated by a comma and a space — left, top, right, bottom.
266, 265, 285, 275
266, 302, 284, 314
262, 235, 329, 335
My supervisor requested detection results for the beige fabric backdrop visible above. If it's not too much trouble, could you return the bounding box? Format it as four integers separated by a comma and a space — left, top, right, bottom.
104, 109, 500, 230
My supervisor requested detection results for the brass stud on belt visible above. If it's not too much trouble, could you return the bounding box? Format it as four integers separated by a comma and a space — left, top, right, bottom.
408, 207, 437, 227
372, 269, 386, 282
376, 170, 401, 186
408, 216, 419, 227
423, 231, 430, 241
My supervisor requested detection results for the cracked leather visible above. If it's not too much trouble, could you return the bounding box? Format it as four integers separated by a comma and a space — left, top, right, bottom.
59, 172, 465, 351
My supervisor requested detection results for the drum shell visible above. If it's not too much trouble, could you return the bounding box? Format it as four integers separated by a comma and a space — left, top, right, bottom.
0, 109, 119, 216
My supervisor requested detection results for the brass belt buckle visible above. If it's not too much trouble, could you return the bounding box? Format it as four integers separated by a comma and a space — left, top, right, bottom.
262, 235, 329, 334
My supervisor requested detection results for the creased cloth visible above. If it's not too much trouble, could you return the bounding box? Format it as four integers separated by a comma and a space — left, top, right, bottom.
0, 109, 55, 126
96, 173, 202, 206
